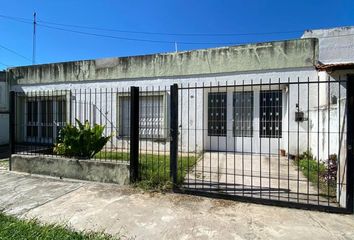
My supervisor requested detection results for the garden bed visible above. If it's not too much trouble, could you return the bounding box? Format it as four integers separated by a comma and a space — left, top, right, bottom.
95, 151, 199, 189
11, 154, 130, 185
10, 151, 198, 189
293, 151, 337, 201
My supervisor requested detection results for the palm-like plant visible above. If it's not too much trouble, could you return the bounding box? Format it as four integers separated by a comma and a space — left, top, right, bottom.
54, 119, 111, 159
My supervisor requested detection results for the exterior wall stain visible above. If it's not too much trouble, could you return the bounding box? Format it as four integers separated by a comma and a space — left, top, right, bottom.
9, 39, 318, 85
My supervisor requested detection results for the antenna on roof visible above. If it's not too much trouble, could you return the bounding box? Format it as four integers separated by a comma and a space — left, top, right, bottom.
32, 12, 36, 65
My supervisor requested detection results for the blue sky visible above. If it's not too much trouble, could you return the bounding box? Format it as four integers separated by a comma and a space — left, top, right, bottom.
0, 0, 353, 70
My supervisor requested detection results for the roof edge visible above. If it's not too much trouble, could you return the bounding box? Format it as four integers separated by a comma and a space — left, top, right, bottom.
9, 38, 319, 85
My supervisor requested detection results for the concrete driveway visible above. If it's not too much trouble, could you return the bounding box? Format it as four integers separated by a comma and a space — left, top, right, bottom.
0, 170, 354, 240
185, 152, 333, 206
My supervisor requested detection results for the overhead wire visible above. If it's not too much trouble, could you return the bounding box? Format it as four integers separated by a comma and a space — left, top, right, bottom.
37, 23, 241, 45
0, 13, 353, 66
0, 13, 304, 37
0, 43, 32, 62
1, 13, 353, 41
37, 19, 304, 37
0, 61, 10, 67
1, 13, 353, 45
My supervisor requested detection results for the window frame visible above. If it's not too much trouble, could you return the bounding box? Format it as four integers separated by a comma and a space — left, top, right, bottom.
117, 91, 169, 140
259, 90, 282, 138
207, 92, 227, 137
22, 92, 70, 144
233, 91, 254, 137
0, 82, 8, 111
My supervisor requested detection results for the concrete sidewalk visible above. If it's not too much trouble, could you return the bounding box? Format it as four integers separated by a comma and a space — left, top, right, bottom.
0, 170, 354, 240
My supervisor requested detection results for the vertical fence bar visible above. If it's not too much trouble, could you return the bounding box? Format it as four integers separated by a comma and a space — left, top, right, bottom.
130, 86, 140, 183
338, 77, 341, 203
346, 75, 354, 213
9, 91, 15, 171
170, 84, 179, 186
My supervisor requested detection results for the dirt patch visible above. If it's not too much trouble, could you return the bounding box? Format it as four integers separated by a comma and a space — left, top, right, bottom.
210, 198, 237, 208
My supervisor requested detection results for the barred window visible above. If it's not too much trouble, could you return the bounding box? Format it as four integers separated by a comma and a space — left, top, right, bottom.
25, 97, 67, 142
260, 90, 282, 138
26, 100, 38, 138
208, 92, 227, 136
119, 95, 166, 139
233, 91, 253, 137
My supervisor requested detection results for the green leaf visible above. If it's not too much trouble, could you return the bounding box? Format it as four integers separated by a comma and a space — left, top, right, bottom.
54, 120, 112, 159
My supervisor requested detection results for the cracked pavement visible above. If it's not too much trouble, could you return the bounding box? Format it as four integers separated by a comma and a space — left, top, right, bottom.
1, 170, 354, 240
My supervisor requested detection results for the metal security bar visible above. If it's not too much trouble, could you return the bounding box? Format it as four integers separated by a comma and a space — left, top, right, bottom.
11, 88, 132, 164
175, 77, 353, 213
135, 85, 171, 187
9, 86, 173, 188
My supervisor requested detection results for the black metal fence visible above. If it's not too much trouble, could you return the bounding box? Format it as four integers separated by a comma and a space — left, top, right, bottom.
9, 76, 354, 213
10, 88, 132, 163
175, 77, 353, 213
0, 111, 10, 159
9, 85, 175, 187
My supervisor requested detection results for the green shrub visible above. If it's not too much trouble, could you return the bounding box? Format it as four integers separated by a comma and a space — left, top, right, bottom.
54, 119, 111, 159
297, 153, 326, 183
295, 150, 337, 199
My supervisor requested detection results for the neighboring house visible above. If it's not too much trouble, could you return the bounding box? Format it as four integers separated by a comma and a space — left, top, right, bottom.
0, 71, 9, 145
8, 28, 354, 160
301, 27, 354, 207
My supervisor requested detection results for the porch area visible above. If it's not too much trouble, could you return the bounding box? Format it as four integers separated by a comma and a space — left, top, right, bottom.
184, 152, 337, 207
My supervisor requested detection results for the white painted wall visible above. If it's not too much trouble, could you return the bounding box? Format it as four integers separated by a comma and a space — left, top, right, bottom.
12, 67, 319, 156
300, 29, 354, 208
203, 86, 286, 154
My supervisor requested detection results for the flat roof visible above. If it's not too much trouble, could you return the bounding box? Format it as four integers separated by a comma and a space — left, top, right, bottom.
9, 38, 318, 85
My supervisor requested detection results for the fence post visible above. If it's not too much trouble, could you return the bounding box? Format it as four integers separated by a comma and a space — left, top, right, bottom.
170, 84, 178, 186
9, 91, 15, 171
346, 76, 354, 213
130, 86, 139, 183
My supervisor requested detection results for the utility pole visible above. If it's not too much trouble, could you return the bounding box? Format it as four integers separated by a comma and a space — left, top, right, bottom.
32, 12, 36, 65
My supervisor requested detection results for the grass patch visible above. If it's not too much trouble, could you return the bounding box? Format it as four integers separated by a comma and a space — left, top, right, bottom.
0, 212, 118, 240
95, 151, 198, 190
0, 159, 9, 170
94, 151, 130, 162
294, 151, 336, 200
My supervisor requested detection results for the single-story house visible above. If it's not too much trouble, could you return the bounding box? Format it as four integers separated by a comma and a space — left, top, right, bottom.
3, 26, 354, 208
8, 38, 320, 155
6, 27, 354, 154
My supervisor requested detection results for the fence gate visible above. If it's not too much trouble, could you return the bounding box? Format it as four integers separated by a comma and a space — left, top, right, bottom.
172, 77, 354, 213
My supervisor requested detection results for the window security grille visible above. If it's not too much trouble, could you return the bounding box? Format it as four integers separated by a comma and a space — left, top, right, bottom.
208, 92, 227, 136
260, 90, 282, 138
233, 91, 253, 137
119, 95, 165, 139
25, 97, 67, 142
26, 100, 38, 138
